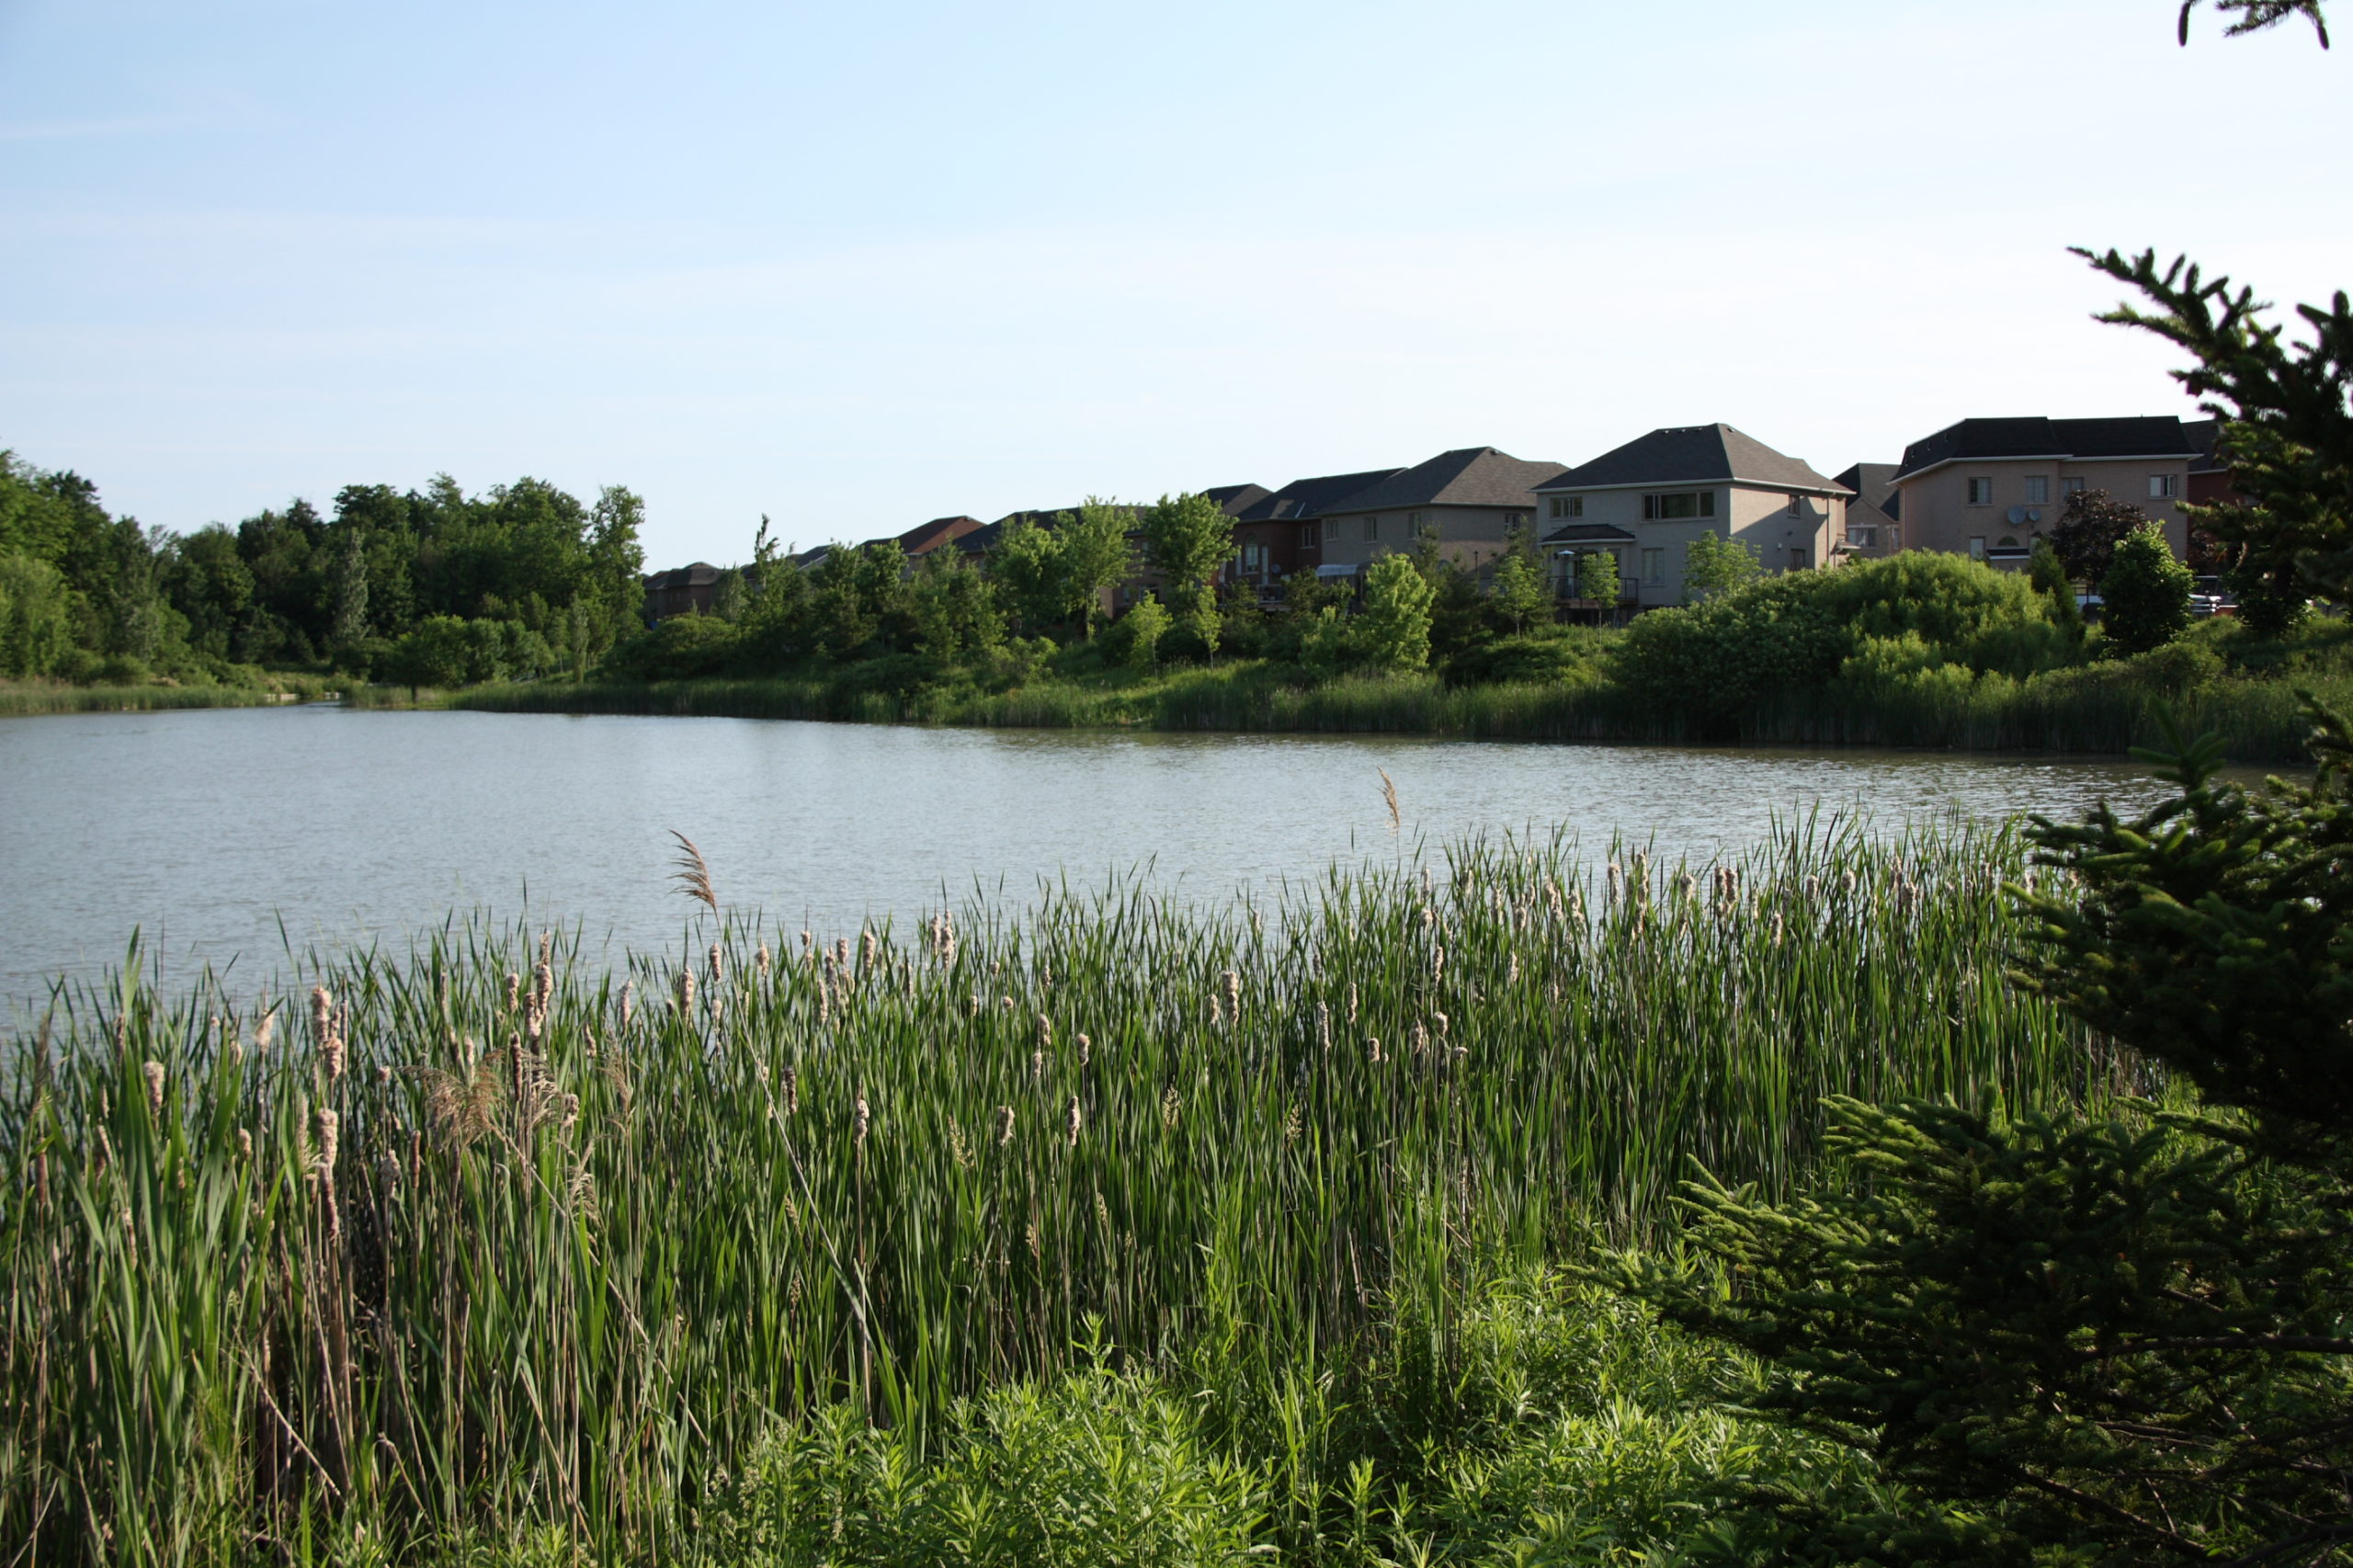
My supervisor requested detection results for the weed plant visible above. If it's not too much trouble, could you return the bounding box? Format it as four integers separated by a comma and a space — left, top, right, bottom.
1, 822, 2108, 1562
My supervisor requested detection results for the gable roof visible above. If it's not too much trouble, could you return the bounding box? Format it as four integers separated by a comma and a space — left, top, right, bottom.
1318, 447, 1567, 513
1202, 483, 1272, 517
1233, 468, 1408, 524
643, 562, 722, 588
1834, 462, 1902, 523
1535, 425, 1847, 495
2182, 417, 2230, 474
1893, 416, 2198, 482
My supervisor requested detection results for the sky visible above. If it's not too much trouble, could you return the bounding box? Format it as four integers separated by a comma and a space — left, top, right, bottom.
0, 0, 2346, 566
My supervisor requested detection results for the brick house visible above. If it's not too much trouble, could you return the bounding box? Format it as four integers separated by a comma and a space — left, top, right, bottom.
1888, 416, 2200, 568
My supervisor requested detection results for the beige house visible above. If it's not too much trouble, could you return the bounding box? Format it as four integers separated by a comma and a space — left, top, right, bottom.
1309, 447, 1566, 575
1532, 425, 1848, 608
1888, 417, 2199, 567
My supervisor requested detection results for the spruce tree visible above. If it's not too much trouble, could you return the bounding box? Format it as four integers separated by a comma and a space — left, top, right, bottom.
2097, 521, 2194, 653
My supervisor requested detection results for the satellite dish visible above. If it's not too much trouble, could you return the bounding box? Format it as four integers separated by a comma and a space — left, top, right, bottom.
2025, 507, 2042, 523
2006, 506, 2027, 525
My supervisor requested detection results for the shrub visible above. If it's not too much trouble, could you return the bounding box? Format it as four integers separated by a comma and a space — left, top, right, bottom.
2099, 521, 2194, 654
1442, 630, 1608, 688
601, 613, 741, 682
1358, 553, 1435, 671
1113, 594, 1172, 669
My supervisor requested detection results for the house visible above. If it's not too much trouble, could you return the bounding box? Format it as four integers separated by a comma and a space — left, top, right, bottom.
1532, 425, 1848, 608
889, 515, 985, 558
1888, 416, 2199, 567
2183, 418, 2240, 509
1310, 448, 1567, 576
1223, 468, 1405, 592
642, 562, 722, 620
1832, 463, 1902, 559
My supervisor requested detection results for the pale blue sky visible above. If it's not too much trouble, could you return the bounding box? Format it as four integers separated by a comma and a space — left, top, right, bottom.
1, 0, 2345, 564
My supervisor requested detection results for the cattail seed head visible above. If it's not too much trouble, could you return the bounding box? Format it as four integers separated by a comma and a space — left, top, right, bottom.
253, 1008, 278, 1055
860, 929, 878, 971
1160, 1085, 1180, 1128
1367, 1035, 1383, 1064
1065, 1096, 1082, 1145
1316, 1000, 1332, 1055
854, 1095, 870, 1146
1606, 861, 1622, 903
996, 1104, 1015, 1145
533, 960, 553, 1009
1031, 1047, 1046, 1082
142, 1061, 165, 1117
619, 980, 635, 1029
504, 973, 521, 1013
781, 1064, 800, 1114
236, 1128, 253, 1161
311, 1108, 340, 1176
756, 942, 772, 979
1346, 982, 1359, 1026
1076, 1032, 1091, 1067
675, 969, 695, 1014
1222, 970, 1240, 1022
1433, 1009, 1449, 1038
1035, 1013, 1052, 1050
708, 943, 724, 987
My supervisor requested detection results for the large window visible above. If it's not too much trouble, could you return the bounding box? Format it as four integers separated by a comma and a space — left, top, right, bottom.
1846, 523, 1878, 548
1300, 525, 1316, 548
2062, 476, 2086, 495
1324, 517, 1339, 540
2148, 473, 2181, 500
1966, 477, 1994, 506
2023, 475, 2050, 504
1787, 494, 1803, 517
1643, 491, 1715, 520
1362, 516, 1380, 541
1641, 547, 1665, 585
1548, 495, 1583, 519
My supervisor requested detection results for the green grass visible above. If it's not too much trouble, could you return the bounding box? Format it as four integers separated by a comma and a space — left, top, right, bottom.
0, 820, 2110, 1563
0, 681, 317, 716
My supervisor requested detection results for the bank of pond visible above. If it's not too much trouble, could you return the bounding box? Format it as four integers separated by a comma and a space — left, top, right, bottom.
6, 818, 2120, 1565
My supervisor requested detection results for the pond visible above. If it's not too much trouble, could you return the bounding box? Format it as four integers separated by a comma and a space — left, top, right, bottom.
0, 706, 2188, 1003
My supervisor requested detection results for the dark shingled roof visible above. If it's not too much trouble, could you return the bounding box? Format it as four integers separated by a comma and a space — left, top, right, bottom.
1539, 523, 1636, 546
1834, 462, 1902, 523
2182, 418, 2229, 474
1535, 425, 1846, 494
1893, 416, 2197, 481
1202, 483, 1272, 517
1318, 447, 1567, 513
1233, 468, 1408, 524
643, 562, 722, 588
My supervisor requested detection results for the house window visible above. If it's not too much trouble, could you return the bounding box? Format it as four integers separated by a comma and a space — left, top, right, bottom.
1407, 512, 1424, 528
1846, 524, 1878, 548
1787, 494, 1803, 517
1641, 547, 1665, 585
1548, 495, 1584, 519
1301, 525, 1316, 549
1642, 491, 1715, 520
1362, 516, 1380, 541
1789, 547, 1810, 570
1504, 512, 1524, 528
2148, 473, 2181, 500
1324, 517, 1339, 540
1968, 536, 1986, 560
2023, 476, 2050, 504
2062, 476, 2086, 495
1966, 478, 1994, 506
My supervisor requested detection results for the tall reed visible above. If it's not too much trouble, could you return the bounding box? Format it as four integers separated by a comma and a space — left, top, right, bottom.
0, 819, 2108, 1562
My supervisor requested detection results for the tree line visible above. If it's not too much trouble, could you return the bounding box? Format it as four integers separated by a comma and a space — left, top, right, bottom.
0, 458, 645, 686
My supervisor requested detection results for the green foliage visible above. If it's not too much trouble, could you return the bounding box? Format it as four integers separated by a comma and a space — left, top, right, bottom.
1059, 499, 1140, 638
1682, 533, 1761, 601
1574, 547, 1620, 607
383, 613, 560, 687
1358, 552, 1435, 671
2081, 247, 2352, 606
1441, 629, 1609, 689
1489, 551, 1548, 635
1113, 592, 1171, 669
2026, 537, 2084, 639
0, 551, 74, 676
1142, 493, 1233, 653
909, 549, 1006, 664
2098, 521, 2193, 653
1615, 552, 2076, 729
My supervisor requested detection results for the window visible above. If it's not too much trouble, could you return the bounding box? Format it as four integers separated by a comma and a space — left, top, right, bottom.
1642, 491, 1715, 520
1788, 547, 1810, 570
1966, 478, 1994, 506
1323, 517, 1339, 540
1846, 524, 1879, 549
2062, 476, 2086, 495
1641, 547, 1665, 585
1504, 512, 1525, 528
2148, 473, 2181, 500
1362, 516, 1380, 541
1787, 494, 1803, 517
2023, 475, 2050, 505
1407, 512, 1424, 528
1548, 495, 1584, 520
1301, 525, 1316, 549
1968, 536, 1987, 560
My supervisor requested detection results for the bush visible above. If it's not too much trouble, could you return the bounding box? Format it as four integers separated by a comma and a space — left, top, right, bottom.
599, 613, 741, 683
1358, 553, 1435, 671
2099, 522, 2195, 654
1441, 629, 1608, 688
1111, 594, 1172, 669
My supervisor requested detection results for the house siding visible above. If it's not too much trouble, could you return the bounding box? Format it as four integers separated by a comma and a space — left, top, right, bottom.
1897, 457, 2191, 565
1536, 487, 1837, 606
1313, 505, 1538, 574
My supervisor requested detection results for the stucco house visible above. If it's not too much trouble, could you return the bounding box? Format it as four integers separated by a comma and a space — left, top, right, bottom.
1888, 416, 2200, 567
1532, 425, 1848, 608
1310, 448, 1567, 576
1832, 463, 1902, 560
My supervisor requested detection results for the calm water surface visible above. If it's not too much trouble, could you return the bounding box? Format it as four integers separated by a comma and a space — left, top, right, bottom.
0, 706, 2185, 1002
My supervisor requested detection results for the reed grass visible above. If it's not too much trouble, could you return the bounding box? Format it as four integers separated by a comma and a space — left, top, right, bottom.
457, 662, 2342, 760
0, 820, 2111, 1563
0, 682, 307, 717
